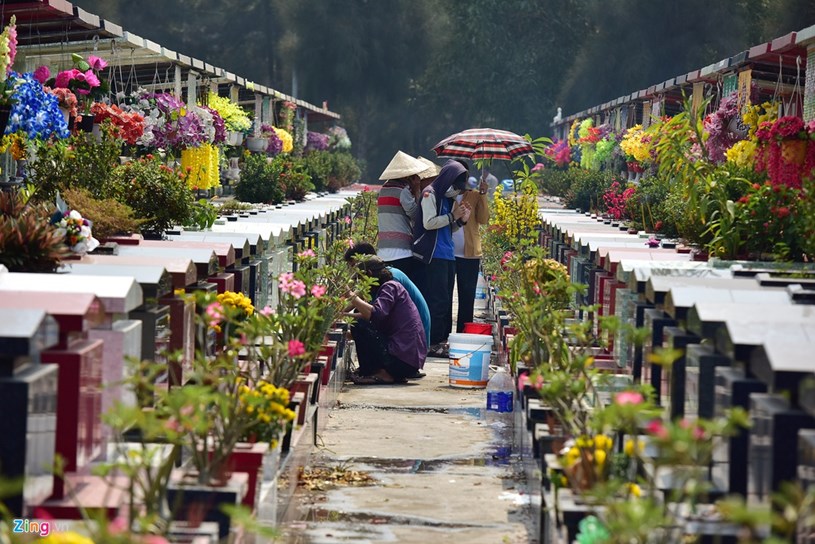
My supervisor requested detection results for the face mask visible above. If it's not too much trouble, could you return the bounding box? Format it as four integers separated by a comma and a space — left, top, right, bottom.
444, 186, 459, 198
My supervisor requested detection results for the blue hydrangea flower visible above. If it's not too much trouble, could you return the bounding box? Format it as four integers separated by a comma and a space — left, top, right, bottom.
5, 72, 69, 140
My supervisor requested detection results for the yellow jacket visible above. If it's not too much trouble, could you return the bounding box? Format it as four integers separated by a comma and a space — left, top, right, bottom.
460, 190, 490, 258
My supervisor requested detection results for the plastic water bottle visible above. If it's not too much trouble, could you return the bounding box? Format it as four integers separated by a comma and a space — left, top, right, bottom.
486, 365, 514, 426
474, 272, 488, 310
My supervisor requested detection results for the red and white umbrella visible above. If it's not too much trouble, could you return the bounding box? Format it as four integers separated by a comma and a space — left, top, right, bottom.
432, 128, 533, 161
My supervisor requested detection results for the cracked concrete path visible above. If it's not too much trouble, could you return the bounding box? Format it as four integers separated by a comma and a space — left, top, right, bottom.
280, 356, 535, 544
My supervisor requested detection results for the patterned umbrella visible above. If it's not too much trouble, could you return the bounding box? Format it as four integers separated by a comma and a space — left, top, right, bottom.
432, 128, 533, 161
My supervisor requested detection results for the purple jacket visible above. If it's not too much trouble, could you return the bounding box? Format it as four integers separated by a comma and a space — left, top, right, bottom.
370, 280, 427, 369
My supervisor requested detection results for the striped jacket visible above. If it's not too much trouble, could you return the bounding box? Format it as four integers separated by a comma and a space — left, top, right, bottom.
376, 179, 417, 260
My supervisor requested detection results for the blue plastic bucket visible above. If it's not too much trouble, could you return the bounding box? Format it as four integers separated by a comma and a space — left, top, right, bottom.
448, 332, 494, 388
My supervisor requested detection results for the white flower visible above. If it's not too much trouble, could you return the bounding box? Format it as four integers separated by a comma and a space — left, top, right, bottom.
79, 225, 91, 238
69, 210, 82, 220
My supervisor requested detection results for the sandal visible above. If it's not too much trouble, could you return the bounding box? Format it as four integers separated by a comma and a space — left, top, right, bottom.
406, 370, 426, 380
427, 346, 449, 359
351, 374, 406, 385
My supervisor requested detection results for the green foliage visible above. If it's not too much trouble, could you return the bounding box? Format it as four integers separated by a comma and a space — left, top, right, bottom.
556, 169, 615, 212
235, 153, 285, 204
110, 157, 194, 237
346, 189, 378, 243
184, 198, 218, 230
0, 191, 69, 272
277, 156, 314, 201
216, 198, 255, 215
27, 132, 122, 202
302, 151, 361, 192
62, 187, 144, 239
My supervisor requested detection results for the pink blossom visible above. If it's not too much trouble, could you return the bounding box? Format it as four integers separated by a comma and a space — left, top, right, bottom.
344, 215, 351, 224
532, 282, 541, 295
33, 65, 50, 84
180, 405, 195, 417
298, 248, 316, 258
346, 238, 355, 248
108, 517, 128, 534
6, 22, 16, 73
615, 391, 644, 406
87, 54, 108, 71
287, 339, 306, 357
260, 306, 274, 316
164, 417, 181, 433
531, 162, 545, 172
692, 426, 706, 441
646, 419, 668, 439
289, 280, 307, 299
311, 284, 326, 298
278, 272, 294, 289
205, 302, 224, 322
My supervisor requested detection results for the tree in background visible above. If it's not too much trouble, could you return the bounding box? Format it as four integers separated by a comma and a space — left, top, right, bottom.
69, 0, 815, 181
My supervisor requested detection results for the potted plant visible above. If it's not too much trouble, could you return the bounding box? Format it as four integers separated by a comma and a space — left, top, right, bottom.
0, 16, 18, 135
0, 191, 69, 272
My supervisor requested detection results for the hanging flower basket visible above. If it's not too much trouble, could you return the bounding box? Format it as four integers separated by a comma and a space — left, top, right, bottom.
245, 136, 268, 153
226, 131, 244, 146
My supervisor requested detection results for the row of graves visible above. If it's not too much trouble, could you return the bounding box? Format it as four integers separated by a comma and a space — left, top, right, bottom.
513, 208, 815, 543
0, 192, 355, 538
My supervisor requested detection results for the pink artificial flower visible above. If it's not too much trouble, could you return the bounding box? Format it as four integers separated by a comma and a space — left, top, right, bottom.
298, 248, 316, 258
83, 69, 100, 88
287, 339, 305, 357
311, 284, 326, 298
87, 54, 108, 71
33, 65, 50, 84
614, 391, 644, 406
205, 302, 224, 322
344, 215, 351, 224
646, 419, 668, 439
260, 305, 273, 316
55, 68, 80, 89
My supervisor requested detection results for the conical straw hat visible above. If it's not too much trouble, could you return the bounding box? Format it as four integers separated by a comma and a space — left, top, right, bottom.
416, 156, 442, 180
379, 151, 427, 181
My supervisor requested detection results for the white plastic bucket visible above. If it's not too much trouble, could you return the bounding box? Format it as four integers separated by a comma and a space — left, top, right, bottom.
448, 332, 494, 388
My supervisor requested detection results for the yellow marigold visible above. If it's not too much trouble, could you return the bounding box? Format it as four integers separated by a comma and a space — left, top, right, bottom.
274, 127, 294, 153
626, 482, 642, 497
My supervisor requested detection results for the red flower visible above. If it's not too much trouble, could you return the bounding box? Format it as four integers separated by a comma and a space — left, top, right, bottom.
775, 206, 790, 219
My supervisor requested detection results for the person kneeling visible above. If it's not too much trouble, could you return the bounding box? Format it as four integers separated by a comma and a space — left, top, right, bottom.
348, 257, 427, 385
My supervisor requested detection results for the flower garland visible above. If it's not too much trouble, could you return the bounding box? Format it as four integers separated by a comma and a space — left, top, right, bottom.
703, 92, 744, 163
207, 92, 251, 133
274, 127, 293, 153
755, 116, 815, 189
0, 16, 18, 108
5, 72, 69, 139
180, 143, 220, 190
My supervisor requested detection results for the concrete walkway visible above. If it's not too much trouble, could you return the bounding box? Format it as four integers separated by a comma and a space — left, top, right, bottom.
280, 352, 535, 544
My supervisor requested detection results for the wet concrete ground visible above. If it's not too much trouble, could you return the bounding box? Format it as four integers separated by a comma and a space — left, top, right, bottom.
278, 355, 536, 543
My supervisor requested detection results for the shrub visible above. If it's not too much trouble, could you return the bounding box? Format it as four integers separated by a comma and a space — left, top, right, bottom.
302, 151, 361, 192
561, 169, 615, 212
110, 156, 193, 238
0, 192, 68, 272
27, 132, 122, 202
62, 187, 144, 239
235, 153, 285, 204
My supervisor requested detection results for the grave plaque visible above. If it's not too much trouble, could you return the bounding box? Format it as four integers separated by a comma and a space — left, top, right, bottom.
0, 309, 59, 516
713, 367, 766, 496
